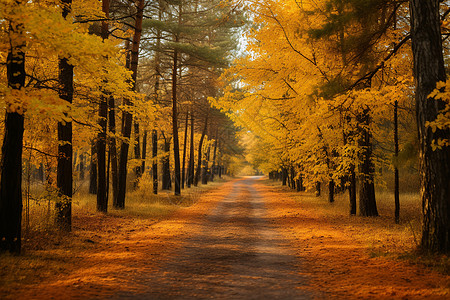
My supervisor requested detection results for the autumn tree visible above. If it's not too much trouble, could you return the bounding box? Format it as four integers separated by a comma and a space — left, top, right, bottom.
410, 0, 450, 253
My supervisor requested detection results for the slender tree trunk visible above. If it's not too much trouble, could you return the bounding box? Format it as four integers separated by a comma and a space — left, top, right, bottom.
152, 129, 158, 194
187, 110, 195, 188
290, 166, 296, 190
116, 0, 144, 209
194, 115, 208, 186
329, 179, 335, 203
357, 108, 378, 217
89, 142, 98, 194
410, 0, 450, 252
141, 130, 147, 174
349, 169, 357, 215
315, 182, 321, 197
394, 100, 400, 223
181, 111, 189, 189
0, 11, 25, 252
211, 134, 218, 182
201, 143, 210, 185
172, 47, 181, 195
281, 167, 288, 186
162, 134, 171, 190
95, 0, 110, 213
109, 96, 119, 206
134, 121, 141, 188
56, 0, 74, 231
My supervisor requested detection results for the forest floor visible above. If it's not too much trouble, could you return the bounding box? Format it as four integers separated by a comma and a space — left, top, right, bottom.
1, 177, 449, 299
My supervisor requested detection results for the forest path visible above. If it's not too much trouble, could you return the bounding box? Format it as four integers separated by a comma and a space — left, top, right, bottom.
114, 176, 313, 299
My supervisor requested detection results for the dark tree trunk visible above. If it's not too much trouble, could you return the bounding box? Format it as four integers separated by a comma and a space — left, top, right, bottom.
315, 182, 321, 197
349, 169, 357, 215
211, 134, 218, 182
162, 134, 171, 190
97, 95, 108, 212
152, 129, 158, 194
187, 110, 195, 188
357, 108, 378, 217
109, 96, 119, 207
172, 47, 181, 195
116, 0, 144, 209
96, 0, 111, 213
89, 142, 98, 194
290, 166, 296, 190
181, 111, 189, 189
134, 121, 141, 188
281, 167, 288, 186
201, 143, 210, 185
410, 0, 450, 252
194, 116, 208, 186
56, 0, 74, 231
394, 100, 400, 223
0, 21, 25, 252
141, 130, 147, 174
329, 179, 335, 203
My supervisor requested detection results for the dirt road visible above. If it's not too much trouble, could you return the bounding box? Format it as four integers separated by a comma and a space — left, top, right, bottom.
114, 177, 313, 299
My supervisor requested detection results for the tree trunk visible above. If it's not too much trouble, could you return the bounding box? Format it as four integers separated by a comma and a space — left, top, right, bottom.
281, 167, 288, 186
116, 0, 144, 209
152, 129, 158, 194
56, 0, 74, 231
357, 108, 378, 217
0, 14, 26, 252
187, 110, 195, 188
141, 130, 147, 175
315, 182, 321, 197
290, 166, 296, 190
329, 179, 335, 203
109, 96, 119, 206
410, 0, 450, 252
96, 0, 111, 213
349, 169, 357, 215
194, 115, 208, 187
201, 143, 210, 185
89, 142, 98, 194
162, 134, 171, 190
181, 111, 189, 189
172, 47, 181, 195
211, 134, 218, 182
394, 100, 400, 223
134, 121, 141, 188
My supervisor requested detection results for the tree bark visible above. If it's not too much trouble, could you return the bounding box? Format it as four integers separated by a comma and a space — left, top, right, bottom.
0, 12, 26, 252
116, 0, 144, 209
181, 111, 189, 189
329, 179, 335, 203
172, 47, 181, 195
194, 115, 208, 186
108, 96, 119, 206
56, 0, 74, 231
211, 134, 218, 182
134, 121, 141, 188
394, 100, 400, 223
410, 0, 450, 252
152, 129, 158, 194
281, 167, 288, 186
141, 130, 147, 175
357, 108, 378, 217
162, 133, 171, 190
95, 0, 111, 213
187, 110, 195, 188
89, 142, 98, 194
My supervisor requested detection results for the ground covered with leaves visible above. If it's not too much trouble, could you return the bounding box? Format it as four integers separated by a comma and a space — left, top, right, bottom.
1, 177, 449, 299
